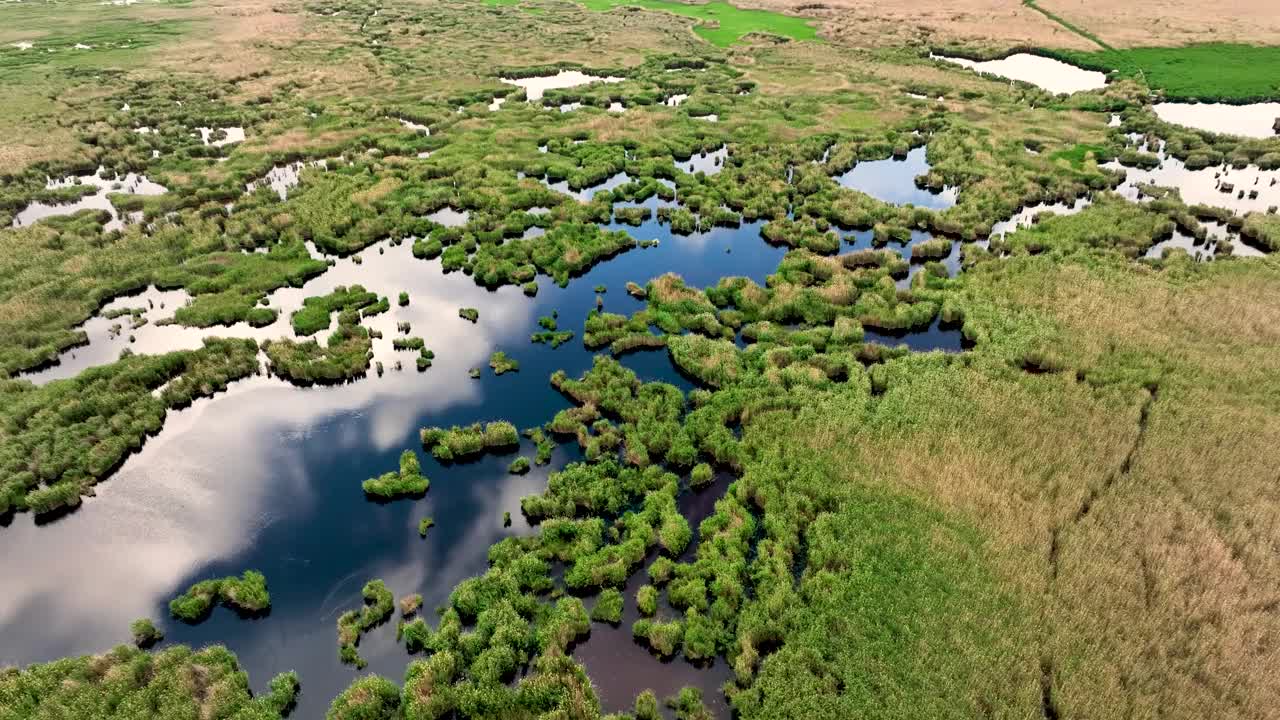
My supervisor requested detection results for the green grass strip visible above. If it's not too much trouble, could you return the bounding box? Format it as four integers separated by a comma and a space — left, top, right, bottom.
1022, 0, 1111, 51
500, 0, 819, 47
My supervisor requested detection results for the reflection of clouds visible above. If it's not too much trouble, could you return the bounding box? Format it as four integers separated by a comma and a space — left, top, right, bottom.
23, 240, 530, 391
0, 241, 539, 664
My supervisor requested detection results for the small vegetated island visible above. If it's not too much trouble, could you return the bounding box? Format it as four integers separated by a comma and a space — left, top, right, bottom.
2, 0, 1280, 718
169, 570, 271, 622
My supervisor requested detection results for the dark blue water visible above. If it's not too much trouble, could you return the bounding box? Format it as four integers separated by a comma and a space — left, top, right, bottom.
0, 177, 963, 718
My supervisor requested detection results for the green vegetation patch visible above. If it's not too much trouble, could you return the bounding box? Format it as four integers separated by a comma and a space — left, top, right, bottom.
489, 350, 520, 374
169, 570, 271, 622
291, 285, 380, 336
574, 0, 819, 47
0, 338, 258, 517
420, 420, 520, 461
1053, 44, 1280, 102
337, 579, 395, 669
362, 449, 429, 499
0, 645, 298, 720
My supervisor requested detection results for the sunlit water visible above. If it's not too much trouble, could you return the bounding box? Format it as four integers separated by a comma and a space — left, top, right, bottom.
1152, 102, 1280, 139
11, 168, 167, 232
835, 146, 957, 209
500, 71, 625, 102
932, 53, 1107, 95
12, 130, 1274, 717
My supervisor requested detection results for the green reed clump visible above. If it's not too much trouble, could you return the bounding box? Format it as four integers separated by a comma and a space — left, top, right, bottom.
291, 285, 379, 336
489, 350, 520, 374
1241, 212, 1280, 252
399, 291, 410, 306
524, 427, 556, 464
169, 570, 270, 622
458, 307, 479, 322
362, 449, 429, 499
531, 329, 575, 347
420, 421, 520, 461
509, 456, 531, 474
0, 644, 298, 720
419, 517, 434, 537
392, 336, 425, 351
325, 673, 400, 718
633, 618, 684, 657
337, 579, 395, 668
130, 618, 163, 648
591, 588, 624, 624
0, 337, 258, 517
263, 320, 372, 385
690, 462, 714, 488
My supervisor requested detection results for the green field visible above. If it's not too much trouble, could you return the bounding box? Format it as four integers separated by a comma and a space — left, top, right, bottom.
1053, 43, 1280, 102
574, 0, 819, 46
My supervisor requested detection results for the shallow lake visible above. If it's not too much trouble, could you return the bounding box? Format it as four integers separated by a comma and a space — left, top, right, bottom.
932, 53, 1107, 95
501, 71, 625, 102
1152, 102, 1280, 139
835, 146, 957, 209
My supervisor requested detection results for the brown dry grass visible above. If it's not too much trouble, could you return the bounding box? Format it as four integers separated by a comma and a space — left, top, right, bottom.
790, 255, 1280, 718
745, 0, 1280, 49
1037, 0, 1280, 48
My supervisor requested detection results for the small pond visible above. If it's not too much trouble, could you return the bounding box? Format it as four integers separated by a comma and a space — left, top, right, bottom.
932, 52, 1107, 95
835, 146, 957, 209
1152, 102, 1280, 139
500, 70, 625, 102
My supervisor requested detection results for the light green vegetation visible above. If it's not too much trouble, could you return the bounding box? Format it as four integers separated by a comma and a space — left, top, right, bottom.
362, 449, 429, 499
0, 338, 259, 517
591, 588, 624, 624
1054, 44, 1280, 102
420, 420, 521, 461
489, 350, 520, 374
292, 285, 380, 336
337, 579, 395, 669
509, 456, 532, 474
263, 310, 373, 385
458, 307, 479, 323
169, 570, 271, 623
129, 618, 163, 649
2, 0, 1279, 716
575, 0, 819, 47
532, 313, 576, 347
419, 517, 435, 537
0, 645, 298, 720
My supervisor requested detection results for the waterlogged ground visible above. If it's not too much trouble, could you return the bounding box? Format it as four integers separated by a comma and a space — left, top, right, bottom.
3, 0, 1280, 710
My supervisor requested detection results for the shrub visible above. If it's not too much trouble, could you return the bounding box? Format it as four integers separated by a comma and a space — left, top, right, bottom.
130, 618, 163, 648
591, 588, 624, 624
362, 450, 429, 499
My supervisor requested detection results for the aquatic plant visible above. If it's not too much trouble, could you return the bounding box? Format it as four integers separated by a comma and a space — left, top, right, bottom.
489, 351, 520, 374
0, 337, 259, 517
400, 593, 423, 617
420, 421, 520, 461
0, 644, 298, 719
690, 462, 713, 488
129, 618, 163, 648
419, 517, 435, 537
509, 456, 531, 474
458, 307, 479, 323
291, 285, 379, 336
337, 579, 395, 669
169, 570, 270, 622
637, 584, 658, 617
399, 291, 410, 306
362, 450, 429, 499
591, 588, 624, 624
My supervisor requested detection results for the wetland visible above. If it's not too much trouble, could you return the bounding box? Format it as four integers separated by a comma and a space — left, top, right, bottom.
1, 2, 1279, 720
